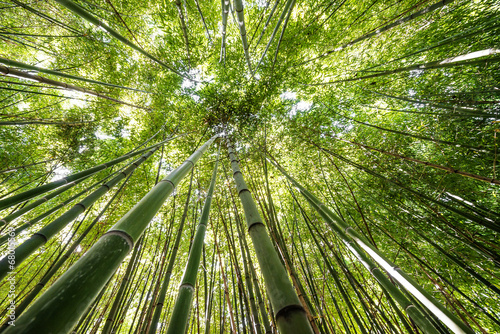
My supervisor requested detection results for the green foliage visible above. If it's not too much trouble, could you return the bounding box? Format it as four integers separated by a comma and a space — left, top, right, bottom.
0, 0, 499, 333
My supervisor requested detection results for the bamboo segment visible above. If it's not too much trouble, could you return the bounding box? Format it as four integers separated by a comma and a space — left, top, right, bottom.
0, 147, 160, 281
0, 172, 114, 246
220, 0, 230, 63
233, 0, 253, 73
226, 138, 313, 334
175, 0, 191, 67
0, 57, 148, 93
3, 134, 218, 334
165, 147, 219, 334
52, 0, 191, 80
316, 52, 500, 85
0, 136, 177, 211
269, 159, 474, 334
146, 171, 194, 334
254, 0, 294, 74
0, 63, 147, 109
300, 0, 456, 66
2, 171, 132, 327
0, 174, 91, 227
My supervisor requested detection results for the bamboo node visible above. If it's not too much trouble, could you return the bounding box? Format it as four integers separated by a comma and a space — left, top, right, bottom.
104, 230, 134, 250
405, 304, 416, 311
247, 221, 265, 232
275, 304, 306, 320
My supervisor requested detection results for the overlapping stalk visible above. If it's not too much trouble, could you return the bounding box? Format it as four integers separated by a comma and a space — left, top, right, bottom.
253, 0, 281, 49
3, 134, 218, 334
0, 136, 176, 211
1, 170, 133, 327
0, 57, 147, 92
226, 138, 313, 333
254, 0, 294, 73
175, 0, 191, 67
0, 146, 160, 281
0, 174, 91, 227
299, 0, 456, 66
146, 171, 194, 334
0, 172, 114, 246
52, 0, 191, 80
220, 0, 230, 63
165, 147, 219, 334
233, 0, 253, 73
269, 159, 474, 334
0, 64, 146, 109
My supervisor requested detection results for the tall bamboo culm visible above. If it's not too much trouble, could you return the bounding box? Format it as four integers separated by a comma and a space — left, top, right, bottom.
0, 136, 177, 211
226, 138, 313, 334
269, 158, 474, 334
165, 148, 219, 334
3, 134, 219, 334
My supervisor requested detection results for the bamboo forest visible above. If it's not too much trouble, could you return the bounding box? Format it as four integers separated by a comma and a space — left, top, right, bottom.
0, 0, 499, 333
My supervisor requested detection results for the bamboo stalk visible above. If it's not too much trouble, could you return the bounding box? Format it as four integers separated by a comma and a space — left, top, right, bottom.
0, 63, 147, 109
52, 0, 193, 80
2, 134, 218, 334
269, 158, 474, 334
146, 171, 195, 334
165, 146, 219, 334
226, 138, 313, 333
0, 146, 160, 281
233, 0, 253, 74
0, 57, 148, 93
0, 136, 177, 211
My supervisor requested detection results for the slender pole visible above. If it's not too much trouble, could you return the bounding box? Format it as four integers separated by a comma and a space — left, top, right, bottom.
165, 147, 220, 334
226, 138, 313, 334
146, 170, 195, 334
3, 134, 218, 334
0, 63, 147, 109
268, 158, 474, 334
0, 136, 178, 211
0, 146, 160, 281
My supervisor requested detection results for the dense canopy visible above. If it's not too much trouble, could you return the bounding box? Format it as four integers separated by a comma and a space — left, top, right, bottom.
0, 0, 499, 333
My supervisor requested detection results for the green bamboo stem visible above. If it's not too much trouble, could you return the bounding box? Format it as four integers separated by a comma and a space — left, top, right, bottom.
165, 148, 219, 334
315, 106, 490, 153
0, 146, 160, 281
0, 63, 147, 109
234, 209, 264, 334
253, 0, 281, 50
2, 134, 218, 334
361, 16, 500, 72
0, 158, 56, 174
315, 53, 500, 85
0, 173, 109, 246
146, 171, 195, 334
270, 0, 295, 72
0, 136, 176, 211
4, 170, 132, 326
254, 0, 294, 74
102, 240, 143, 333
299, 0, 455, 66
0, 57, 148, 93
175, 0, 192, 67
193, 0, 212, 43
0, 174, 91, 227
233, 0, 253, 73
322, 133, 500, 185
269, 158, 474, 334
306, 136, 499, 231
220, 0, 229, 63
367, 89, 491, 117
227, 138, 313, 334
212, 220, 237, 334
52, 0, 192, 80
